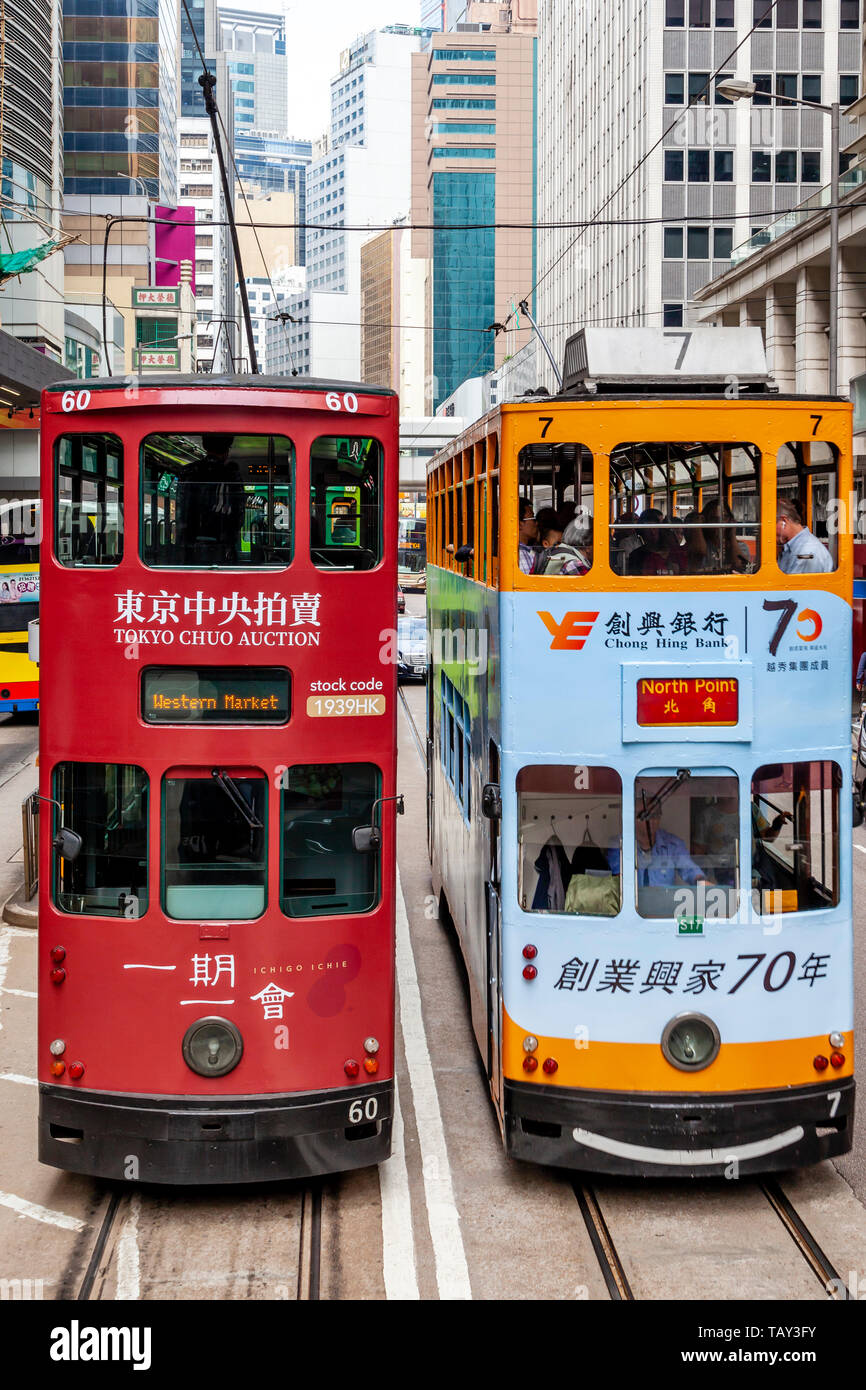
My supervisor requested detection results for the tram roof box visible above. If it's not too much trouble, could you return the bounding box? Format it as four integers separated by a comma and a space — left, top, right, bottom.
561, 327, 770, 395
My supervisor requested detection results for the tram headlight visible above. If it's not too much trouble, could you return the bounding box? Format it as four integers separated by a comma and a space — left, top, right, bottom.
661, 1013, 720, 1072
182, 1017, 243, 1079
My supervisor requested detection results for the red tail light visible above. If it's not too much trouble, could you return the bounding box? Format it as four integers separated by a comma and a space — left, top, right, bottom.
523, 1056, 538, 1073
344, 1059, 360, 1079
542, 1058, 558, 1075
522, 964, 537, 981
813, 1054, 829, 1072
68, 1061, 85, 1080
830, 1052, 845, 1069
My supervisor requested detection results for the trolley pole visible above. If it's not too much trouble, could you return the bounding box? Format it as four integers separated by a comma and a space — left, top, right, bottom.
198, 71, 259, 375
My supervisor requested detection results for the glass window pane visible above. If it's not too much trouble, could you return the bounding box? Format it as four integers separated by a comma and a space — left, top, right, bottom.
688, 71, 710, 102
753, 73, 772, 106
714, 73, 734, 103
53, 763, 148, 916
802, 0, 822, 24
665, 72, 685, 104
517, 441, 594, 577
715, 0, 734, 23
663, 303, 684, 327
802, 75, 822, 103
841, 0, 859, 26
776, 0, 798, 26
664, 226, 684, 257
310, 436, 383, 570
776, 150, 797, 183
776, 73, 798, 105
754, 0, 772, 25
141, 433, 294, 569
776, 440, 839, 572
632, 772, 739, 919
163, 771, 266, 919
689, 0, 711, 24
688, 148, 710, 181
840, 75, 859, 105
714, 149, 733, 180
280, 763, 380, 916
517, 766, 622, 916
687, 225, 710, 258
714, 226, 733, 258
55, 434, 123, 567
664, 149, 684, 180
666, 0, 685, 22
609, 442, 761, 576
751, 763, 840, 912
801, 150, 821, 182
752, 150, 772, 181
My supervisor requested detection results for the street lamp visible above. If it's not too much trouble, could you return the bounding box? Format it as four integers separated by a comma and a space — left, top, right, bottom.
715, 78, 841, 396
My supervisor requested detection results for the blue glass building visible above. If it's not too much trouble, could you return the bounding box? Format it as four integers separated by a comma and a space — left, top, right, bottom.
233, 133, 312, 265
432, 171, 495, 407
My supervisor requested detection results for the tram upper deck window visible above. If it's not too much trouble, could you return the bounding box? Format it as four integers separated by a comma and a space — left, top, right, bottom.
517, 766, 621, 916
140, 433, 294, 569
517, 442, 594, 576
52, 762, 148, 917
751, 761, 840, 914
627, 771, 740, 918
310, 437, 382, 570
55, 434, 123, 567
162, 770, 267, 920
776, 441, 838, 574
280, 763, 380, 917
609, 442, 760, 576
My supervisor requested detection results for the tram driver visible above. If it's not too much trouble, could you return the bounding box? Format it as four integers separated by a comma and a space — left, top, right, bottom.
607, 806, 715, 915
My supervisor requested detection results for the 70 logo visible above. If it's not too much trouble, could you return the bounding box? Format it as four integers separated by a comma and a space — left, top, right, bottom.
764, 598, 823, 655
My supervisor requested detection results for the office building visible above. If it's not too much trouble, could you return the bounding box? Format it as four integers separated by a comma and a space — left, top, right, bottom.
536, 0, 863, 386
361, 224, 427, 415
233, 132, 313, 266
411, 3, 538, 410
177, 117, 233, 372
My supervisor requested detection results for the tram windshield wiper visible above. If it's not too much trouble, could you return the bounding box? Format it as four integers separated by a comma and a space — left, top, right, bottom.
636, 769, 691, 822
211, 769, 263, 829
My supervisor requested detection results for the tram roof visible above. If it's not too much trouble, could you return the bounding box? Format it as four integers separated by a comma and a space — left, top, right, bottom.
42, 374, 397, 398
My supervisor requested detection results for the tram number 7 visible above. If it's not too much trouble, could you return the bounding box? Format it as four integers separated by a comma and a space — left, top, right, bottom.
763, 597, 797, 657
348, 1097, 379, 1124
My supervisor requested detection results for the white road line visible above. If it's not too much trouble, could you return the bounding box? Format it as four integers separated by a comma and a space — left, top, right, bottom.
0, 928, 10, 1036
0, 1071, 37, 1086
115, 1193, 141, 1300
395, 866, 471, 1301
0, 1190, 85, 1232
0, 987, 36, 998
379, 1076, 420, 1300
854, 843, 866, 855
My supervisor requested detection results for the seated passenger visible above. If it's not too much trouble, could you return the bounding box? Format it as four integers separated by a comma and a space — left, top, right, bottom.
607, 807, 713, 889
702, 499, 750, 574
534, 517, 591, 576
626, 509, 672, 575
518, 499, 539, 574
682, 509, 710, 573
610, 508, 641, 574
534, 516, 563, 567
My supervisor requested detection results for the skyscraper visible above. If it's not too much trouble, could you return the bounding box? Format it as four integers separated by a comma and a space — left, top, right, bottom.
537, 0, 863, 381
411, 3, 538, 410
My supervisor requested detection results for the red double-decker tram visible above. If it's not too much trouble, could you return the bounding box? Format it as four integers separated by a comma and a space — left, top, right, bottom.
37, 376, 399, 1184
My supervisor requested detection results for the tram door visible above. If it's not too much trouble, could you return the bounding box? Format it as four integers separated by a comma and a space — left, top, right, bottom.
484, 740, 503, 1106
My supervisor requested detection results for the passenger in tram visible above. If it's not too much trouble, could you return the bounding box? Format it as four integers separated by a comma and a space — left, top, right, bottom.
607, 807, 713, 890
682, 509, 710, 572
626, 509, 685, 575
776, 498, 834, 574
535, 516, 592, 576
701, 498, 750, 573
518, 498, 539, 573
610, 507, 641, 574
693, 795, 739, 886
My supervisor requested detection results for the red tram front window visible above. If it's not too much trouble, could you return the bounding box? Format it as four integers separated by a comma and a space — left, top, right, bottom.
52, 763, 148, 917
280, 763, 381, 917
162, 770, 267, 920
311, 437, 382, 570
55, 434, 123, 567
141, 433, 294, 569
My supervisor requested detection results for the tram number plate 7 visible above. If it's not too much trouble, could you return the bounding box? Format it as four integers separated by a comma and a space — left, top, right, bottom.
348, 1096, 379, 1124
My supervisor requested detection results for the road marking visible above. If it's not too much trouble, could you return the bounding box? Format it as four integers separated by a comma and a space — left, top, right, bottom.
0, 987, 35, 998
395, 866, 471, 1300
854, 843, 866, 855
0, 1190, 85, 1232
0, 1071, 36, 1086
379, 1076, 420, 1300
115, 1193, 141, 1300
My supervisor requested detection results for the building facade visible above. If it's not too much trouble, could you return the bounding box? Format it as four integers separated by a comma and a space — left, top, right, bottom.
537, 0, 863, 387
177, 117, 232, 371
411, 5, 538, 410
360, 224, 427, 415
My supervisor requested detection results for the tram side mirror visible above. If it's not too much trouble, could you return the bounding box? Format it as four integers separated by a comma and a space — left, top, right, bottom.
481, 783, 502, 821
53, 827, 82, 862
353, 825, 381, 853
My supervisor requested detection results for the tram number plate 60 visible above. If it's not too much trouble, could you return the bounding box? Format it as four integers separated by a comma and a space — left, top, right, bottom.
348, 1097, 379, 1124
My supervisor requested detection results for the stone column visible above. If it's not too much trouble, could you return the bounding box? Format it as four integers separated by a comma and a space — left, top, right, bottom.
764, 280, 796, 392
837, 245, 866, 399
795, 265, 829, 395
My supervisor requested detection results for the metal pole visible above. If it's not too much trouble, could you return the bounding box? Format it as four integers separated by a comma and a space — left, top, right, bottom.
519, 299, 563, 391
198, 71, 258, 374
829, 101, 839, 397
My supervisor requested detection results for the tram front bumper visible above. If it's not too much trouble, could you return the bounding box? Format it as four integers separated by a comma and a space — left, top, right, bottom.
39, 1080, 393, 1185
504, 1077, 854, 1177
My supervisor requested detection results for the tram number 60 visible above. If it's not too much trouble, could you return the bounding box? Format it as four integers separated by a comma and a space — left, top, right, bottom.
348, 1096, 379, 1124
61, 389, 91, 413
326, 391, 359, 413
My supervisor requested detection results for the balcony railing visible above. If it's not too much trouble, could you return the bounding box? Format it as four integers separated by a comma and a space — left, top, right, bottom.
730, 166, 866, 267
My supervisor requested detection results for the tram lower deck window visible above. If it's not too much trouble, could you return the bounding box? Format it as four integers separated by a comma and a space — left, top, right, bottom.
751, 761, 840, 913
162, 771, 267, 919
53, 763, 148, 917
141, 433, 294, 569
629, 772, 739, 918
280, 763, 380, 917
517, 766, 622, 915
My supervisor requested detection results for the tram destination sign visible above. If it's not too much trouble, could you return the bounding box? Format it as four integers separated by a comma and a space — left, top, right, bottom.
636, 676, 738, 727
142, 666, 290, 724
